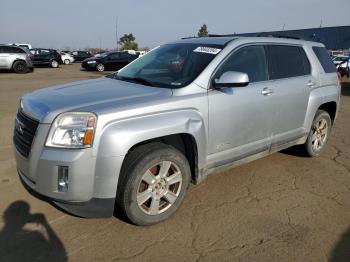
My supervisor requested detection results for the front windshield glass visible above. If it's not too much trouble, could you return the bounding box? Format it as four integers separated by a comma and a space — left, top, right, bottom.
115, 43, 223, 88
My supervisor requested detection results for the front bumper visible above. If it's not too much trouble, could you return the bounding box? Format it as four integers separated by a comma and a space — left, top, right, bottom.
19, 171, 115, 218
13, 118, 125, 218
81, 62, 97, 70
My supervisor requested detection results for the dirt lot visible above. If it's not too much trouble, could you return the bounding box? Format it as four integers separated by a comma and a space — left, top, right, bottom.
0, 64, 350, 262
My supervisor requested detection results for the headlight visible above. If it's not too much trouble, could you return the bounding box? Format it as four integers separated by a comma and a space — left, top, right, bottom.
87, 61, 96, 64
46, 112, 97, 148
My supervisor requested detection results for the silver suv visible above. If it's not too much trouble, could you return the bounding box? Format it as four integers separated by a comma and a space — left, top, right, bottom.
14, 36, 340, 225
0, 45, 34, 73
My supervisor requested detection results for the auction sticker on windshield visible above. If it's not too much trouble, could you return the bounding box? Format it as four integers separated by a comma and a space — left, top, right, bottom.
193, 47, 221, 54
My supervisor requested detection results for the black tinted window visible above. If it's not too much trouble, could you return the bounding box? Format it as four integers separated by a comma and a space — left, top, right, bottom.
1, 46, 25, 53
109, 53, 120, 59
312, 46, 337, 73
267, 45, 310, 80
216, 45, 268, 83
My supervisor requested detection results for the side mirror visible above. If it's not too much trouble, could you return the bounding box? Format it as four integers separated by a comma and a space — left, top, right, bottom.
213, 71, 249, 89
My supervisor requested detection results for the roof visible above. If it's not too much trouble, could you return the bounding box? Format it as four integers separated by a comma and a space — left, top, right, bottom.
169, 36, 237, 46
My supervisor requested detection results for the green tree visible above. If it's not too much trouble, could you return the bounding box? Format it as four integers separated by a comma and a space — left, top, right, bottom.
197, 24, 208, 37
119, 33, 138, 50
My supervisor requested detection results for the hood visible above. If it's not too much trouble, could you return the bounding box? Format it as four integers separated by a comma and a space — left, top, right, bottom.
83, 57, 100, 63
21, 77, 172, 123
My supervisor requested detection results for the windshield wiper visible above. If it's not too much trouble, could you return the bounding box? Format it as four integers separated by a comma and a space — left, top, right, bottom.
115, 76, 154, 87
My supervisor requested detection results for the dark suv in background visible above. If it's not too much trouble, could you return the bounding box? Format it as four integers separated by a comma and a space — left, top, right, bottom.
0, 44, 34, 73
30, 48, 62, 68
81, 51, 139, 71
70, 51, 92, 62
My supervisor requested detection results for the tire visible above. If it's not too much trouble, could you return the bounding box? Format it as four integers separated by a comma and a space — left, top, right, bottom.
50, 60, 59, 68
64, 59, 70, 65
116, 143, 191, 226
303, 110, 332, 157
96, 63, 104, 72
13, 61, 28, 74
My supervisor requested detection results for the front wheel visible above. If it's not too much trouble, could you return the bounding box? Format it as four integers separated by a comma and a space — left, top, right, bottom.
303, 110, 332, 157
116, 143, 191, 226
13, 61, 28, 74
96, 63, 104, 72
64, 59, 70, 65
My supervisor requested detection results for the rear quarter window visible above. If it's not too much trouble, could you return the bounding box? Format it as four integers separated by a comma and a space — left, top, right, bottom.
312, 46, 337, 73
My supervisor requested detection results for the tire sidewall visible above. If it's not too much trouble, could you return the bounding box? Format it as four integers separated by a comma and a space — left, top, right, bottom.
122, 146, 190, 226
306, 110, 331, 157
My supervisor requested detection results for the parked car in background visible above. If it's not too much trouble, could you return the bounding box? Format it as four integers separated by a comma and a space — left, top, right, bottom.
136, 50, 147, 57
332, 55, 348, 66
60, 52, 74, 64
93, 51, 107, 58
30, 48, 62, 68
9, 43, 33, 50
15, 36, 340, 226
81, 51, 139, 72
0, 44, 33, 73
337, 60, 349, 77
70, 51, 92, 62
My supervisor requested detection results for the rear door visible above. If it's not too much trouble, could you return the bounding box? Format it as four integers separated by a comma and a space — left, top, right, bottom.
266, 45, 316, 148
0, 46, 9, 68
104, 52, 120, 70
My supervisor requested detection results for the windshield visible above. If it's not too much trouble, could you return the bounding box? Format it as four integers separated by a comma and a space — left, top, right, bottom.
115, 43, 223, 88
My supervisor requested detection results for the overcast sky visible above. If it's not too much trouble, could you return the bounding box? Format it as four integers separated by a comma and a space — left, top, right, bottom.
1, 0, 349, 50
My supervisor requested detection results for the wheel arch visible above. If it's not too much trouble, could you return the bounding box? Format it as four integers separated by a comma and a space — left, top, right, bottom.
94, 110, 207, 187
11, 59, 27, 69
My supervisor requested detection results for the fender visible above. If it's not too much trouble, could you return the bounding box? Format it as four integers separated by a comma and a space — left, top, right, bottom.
96, 109, 207, 168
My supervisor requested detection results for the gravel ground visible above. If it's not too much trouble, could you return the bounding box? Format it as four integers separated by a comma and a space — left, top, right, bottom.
0, 64, 349, 262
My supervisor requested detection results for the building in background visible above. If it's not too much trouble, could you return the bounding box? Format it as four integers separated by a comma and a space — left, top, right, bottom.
235, 25, 350, 52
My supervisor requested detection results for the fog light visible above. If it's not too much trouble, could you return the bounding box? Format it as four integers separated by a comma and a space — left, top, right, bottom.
58, 166, 69, 192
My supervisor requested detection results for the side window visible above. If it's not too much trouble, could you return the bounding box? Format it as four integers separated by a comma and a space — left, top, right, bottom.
2, 46, 11, 53
215, 45, 268, 83
109, 53, 120, 60
267, 45, 310, 80
40, 49, 50, 55
312, 46, 337, 73
72, 51, 78, 55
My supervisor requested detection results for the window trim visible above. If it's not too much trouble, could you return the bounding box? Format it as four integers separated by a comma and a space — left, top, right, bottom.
209, 43, 270, 89
265, 44, 312, 81
209, 43, 313, 89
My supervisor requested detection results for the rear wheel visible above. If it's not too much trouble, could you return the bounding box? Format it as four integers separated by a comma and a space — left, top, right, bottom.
96, 63, 104, 72
50, 60, 59, 68
303, 110, 331, 157
13, 61, 28, 74
116, 143, 190, 226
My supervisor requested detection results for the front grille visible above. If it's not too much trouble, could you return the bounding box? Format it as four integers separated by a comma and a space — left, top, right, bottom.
13, 110, 39, 158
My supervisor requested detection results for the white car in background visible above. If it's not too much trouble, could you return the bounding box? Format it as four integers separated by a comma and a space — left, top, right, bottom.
9, 43, 32, 50
60, 52, 74, 64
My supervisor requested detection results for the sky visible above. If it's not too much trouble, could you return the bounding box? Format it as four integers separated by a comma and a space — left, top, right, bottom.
0, 0, 349, 50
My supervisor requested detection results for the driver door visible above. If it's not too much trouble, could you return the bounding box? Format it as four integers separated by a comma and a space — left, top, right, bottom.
207, 45, 274, 167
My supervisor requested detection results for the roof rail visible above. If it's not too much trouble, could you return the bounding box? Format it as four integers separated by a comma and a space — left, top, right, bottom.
255, 33, 302, 40
181, 36, 197, 40
207, 34, 236, 37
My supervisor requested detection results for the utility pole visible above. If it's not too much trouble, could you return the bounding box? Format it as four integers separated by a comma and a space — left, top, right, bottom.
319, 18, 323, 28
282, 23, 286, 31
116, 16, 119, 50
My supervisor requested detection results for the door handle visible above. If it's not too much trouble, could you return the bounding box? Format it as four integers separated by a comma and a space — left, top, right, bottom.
307, 80, 316, 87
261, 87, 274, 96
